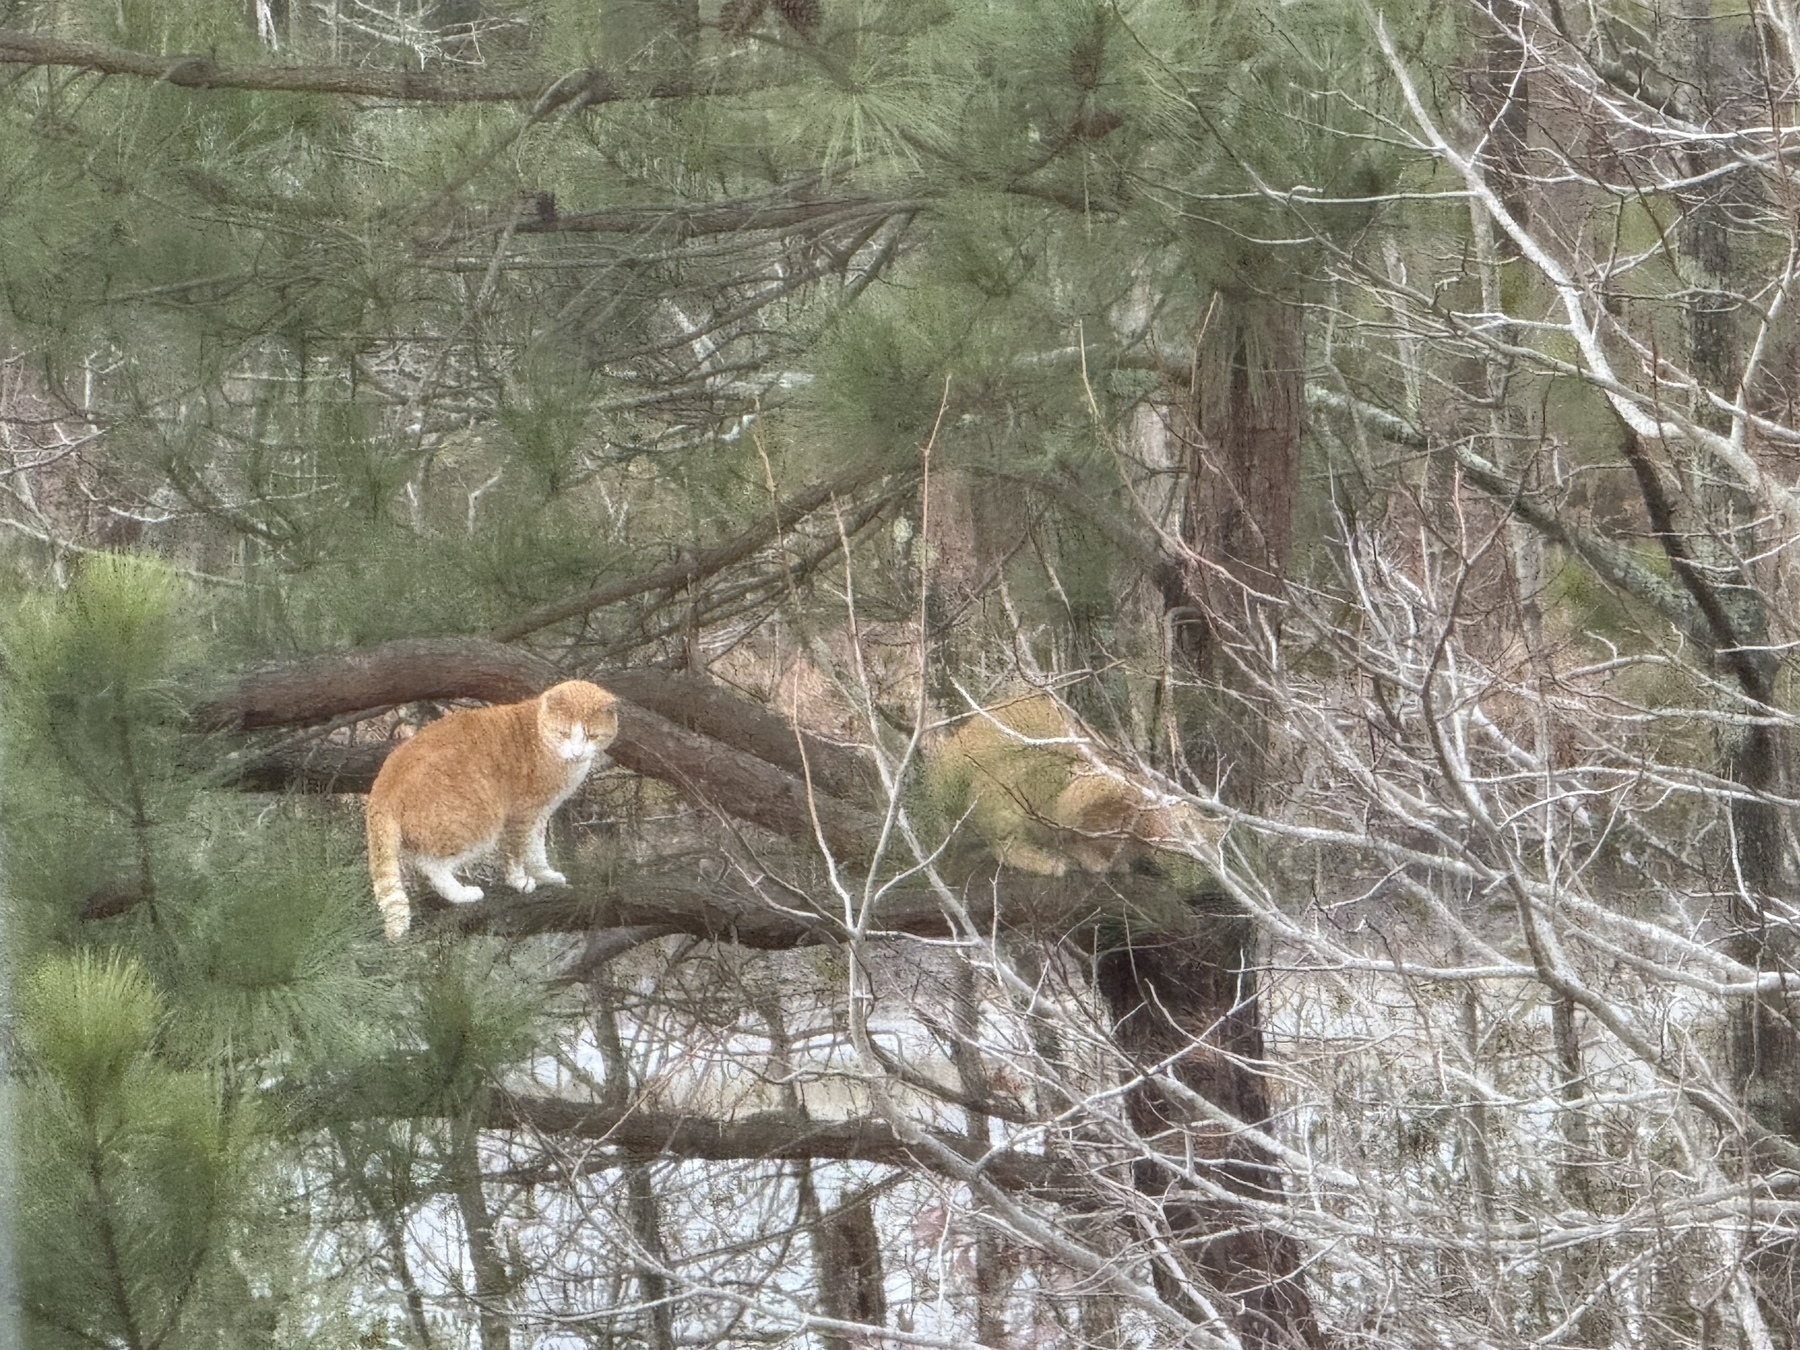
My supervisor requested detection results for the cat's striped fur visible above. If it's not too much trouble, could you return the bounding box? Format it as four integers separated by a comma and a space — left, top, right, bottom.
365, 680, 619, 939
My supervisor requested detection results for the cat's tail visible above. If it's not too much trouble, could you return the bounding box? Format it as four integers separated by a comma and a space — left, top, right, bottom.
365, 801, 410, 940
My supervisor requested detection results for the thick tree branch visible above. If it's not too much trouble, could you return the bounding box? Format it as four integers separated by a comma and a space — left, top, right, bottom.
1451, 440, 1701, 634
203, 644, 875, 803
291, 1088, 1081, 1201
1534, 8, 1701, 124
516, 190, 928, 240
432, 862, 1156, 950
197, 637, 556, 731
433, 869, 940, 948
602, 668, 877, 804
1620, 429, 1774, 705
227, 701, 883, 861
605, 706, 883, 861
1308, 386, 1703, 634
202, 639, 886, 855
0, 29, 699, 106
493, 1096, 1065, 1193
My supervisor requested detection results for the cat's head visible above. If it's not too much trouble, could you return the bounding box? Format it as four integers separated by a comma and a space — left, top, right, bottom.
537, 680, 621, 761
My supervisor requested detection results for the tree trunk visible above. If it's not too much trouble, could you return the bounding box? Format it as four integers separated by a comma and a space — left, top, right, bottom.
1095, 898, 1322, 1350
816, 1194, 889, 1342
593, 979, 677, 1350
1648, 0, 1800, 1162
1130, 289, 1320, 1347
1173, 293, 1301, 694
447, 1120, 512, 1350
760, 995, 888, 1348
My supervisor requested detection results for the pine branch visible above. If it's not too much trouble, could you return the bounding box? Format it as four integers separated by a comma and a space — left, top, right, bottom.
489, 460, 906, 641
0, 29, 703, 106
83, 1143, 148, 1350
514, 188, 928, 240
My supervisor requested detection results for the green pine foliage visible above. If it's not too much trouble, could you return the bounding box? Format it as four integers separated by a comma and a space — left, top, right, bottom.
406, 944, 545, 1114
0, 545, 566, 1348
0, 0, 1472, 1343
4, 556, 199, 949
158, 821, 384, 1068
14, 951, 263, 1350
0, 555, 422, 1347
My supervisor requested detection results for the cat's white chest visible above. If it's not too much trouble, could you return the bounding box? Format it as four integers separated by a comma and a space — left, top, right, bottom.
554, 748, 597, 798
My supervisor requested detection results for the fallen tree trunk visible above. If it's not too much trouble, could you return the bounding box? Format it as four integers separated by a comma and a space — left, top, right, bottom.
204, 640, 885, 859
196, 637, 555, 731
206, 640, 877, 798
423, 862, 1149, 951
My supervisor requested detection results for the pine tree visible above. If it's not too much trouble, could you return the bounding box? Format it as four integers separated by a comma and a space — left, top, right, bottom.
0, 0, 1395, 1342
22, 0, 1799, 1346
3, 556, 392, 1346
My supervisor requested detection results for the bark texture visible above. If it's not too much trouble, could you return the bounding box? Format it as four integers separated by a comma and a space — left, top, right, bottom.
1143, 287, 1319, 1347
202, 640, 885, 862
1096, 898, 1323, 1350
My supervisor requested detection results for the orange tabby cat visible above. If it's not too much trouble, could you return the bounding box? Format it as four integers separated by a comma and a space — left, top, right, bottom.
365, 680, 620, 939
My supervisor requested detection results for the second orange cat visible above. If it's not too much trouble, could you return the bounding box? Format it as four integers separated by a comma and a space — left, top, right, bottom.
365, 680, 620, 939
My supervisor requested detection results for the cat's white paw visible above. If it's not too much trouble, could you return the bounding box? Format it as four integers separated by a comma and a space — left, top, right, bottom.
507, 872, 538, 893
420, 863, 485, 905
531, 867, 568, 887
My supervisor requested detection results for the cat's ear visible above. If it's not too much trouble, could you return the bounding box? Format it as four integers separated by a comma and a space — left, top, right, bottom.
593, 694, 620, 743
